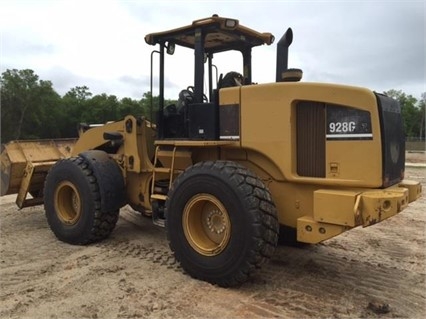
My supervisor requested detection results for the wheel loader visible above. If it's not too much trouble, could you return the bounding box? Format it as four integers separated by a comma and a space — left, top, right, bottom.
0, 15, 422, 287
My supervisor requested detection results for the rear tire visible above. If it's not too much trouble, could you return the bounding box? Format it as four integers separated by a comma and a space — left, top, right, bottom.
166, 161, 279, 287
44, 156, 119, 245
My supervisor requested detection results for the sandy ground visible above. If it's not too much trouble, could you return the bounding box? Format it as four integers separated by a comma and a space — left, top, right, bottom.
406, 151, 426, 164
0, 163, 425, 319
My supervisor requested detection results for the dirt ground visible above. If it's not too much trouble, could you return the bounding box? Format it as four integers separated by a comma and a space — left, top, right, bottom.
1, 161, 425, 318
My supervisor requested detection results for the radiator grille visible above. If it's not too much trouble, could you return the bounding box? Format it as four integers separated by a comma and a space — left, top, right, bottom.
376, 93, 405, 187
296, 101, 326, 177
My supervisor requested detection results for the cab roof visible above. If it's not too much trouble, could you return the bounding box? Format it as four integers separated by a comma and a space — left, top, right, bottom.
144, 15, 274, 53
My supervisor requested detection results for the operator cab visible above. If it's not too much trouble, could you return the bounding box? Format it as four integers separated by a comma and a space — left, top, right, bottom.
145, 14, 275, 140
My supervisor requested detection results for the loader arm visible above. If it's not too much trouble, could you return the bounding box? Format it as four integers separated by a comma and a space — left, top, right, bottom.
72, 120, 127, 156
72, 116, 157, 173
1, 116, 157, 209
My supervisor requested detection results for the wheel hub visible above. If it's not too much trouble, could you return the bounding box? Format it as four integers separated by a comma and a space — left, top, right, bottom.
54, 181, 82, 225
206, 209, 226, 234
182, 193, 231, 256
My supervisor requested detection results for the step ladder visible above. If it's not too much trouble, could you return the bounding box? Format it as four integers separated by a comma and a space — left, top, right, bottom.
150, 145, 181, 227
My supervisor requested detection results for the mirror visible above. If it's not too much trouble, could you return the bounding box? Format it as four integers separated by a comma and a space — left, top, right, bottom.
166, 42, 175, 55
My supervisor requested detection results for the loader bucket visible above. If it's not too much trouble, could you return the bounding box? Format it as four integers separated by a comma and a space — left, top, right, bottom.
0, 139, 76, 208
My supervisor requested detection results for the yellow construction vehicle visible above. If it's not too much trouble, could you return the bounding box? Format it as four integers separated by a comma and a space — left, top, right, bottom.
1, 15, 422, 287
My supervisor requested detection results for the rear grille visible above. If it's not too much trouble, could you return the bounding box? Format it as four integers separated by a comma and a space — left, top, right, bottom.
375, 94, 405, 187
296, 101, 326, 177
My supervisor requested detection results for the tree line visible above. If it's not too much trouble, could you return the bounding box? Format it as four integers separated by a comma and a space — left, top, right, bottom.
1, 69, 425, 143
0, 69, 176, 143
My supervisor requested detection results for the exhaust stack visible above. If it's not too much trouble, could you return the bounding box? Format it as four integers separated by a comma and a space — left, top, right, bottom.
276, 28, 293, 82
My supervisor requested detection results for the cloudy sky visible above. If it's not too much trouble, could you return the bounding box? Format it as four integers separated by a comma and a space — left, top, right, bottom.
0, 0, 424, 100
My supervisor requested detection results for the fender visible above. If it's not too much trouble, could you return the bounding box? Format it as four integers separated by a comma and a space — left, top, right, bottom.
79, 150, 126, 212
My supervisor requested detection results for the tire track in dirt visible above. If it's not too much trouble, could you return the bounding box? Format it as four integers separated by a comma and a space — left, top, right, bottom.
238, 208, 426, 318
1, 206, 203, 318
6, 210, 179, 318
95, 239, 182, 272
0, 204, 73, 267
229, 249, 423, 318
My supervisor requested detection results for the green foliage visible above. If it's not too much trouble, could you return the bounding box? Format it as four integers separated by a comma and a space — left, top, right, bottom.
384, 89, 425, 138
1, 69, 61, 142
0, 69, 179, 143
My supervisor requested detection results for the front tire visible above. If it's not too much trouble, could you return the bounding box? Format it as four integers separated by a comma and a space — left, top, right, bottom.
44, 156, 119, 245
166, 161, 279, 287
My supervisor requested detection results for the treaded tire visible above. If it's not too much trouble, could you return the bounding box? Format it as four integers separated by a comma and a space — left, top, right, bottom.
44, 156, 119, 245
165, 161, 279, 287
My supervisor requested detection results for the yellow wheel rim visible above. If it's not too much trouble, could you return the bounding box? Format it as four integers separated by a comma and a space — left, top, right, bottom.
54, 181, 82, 225
182, 193, 231, 256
